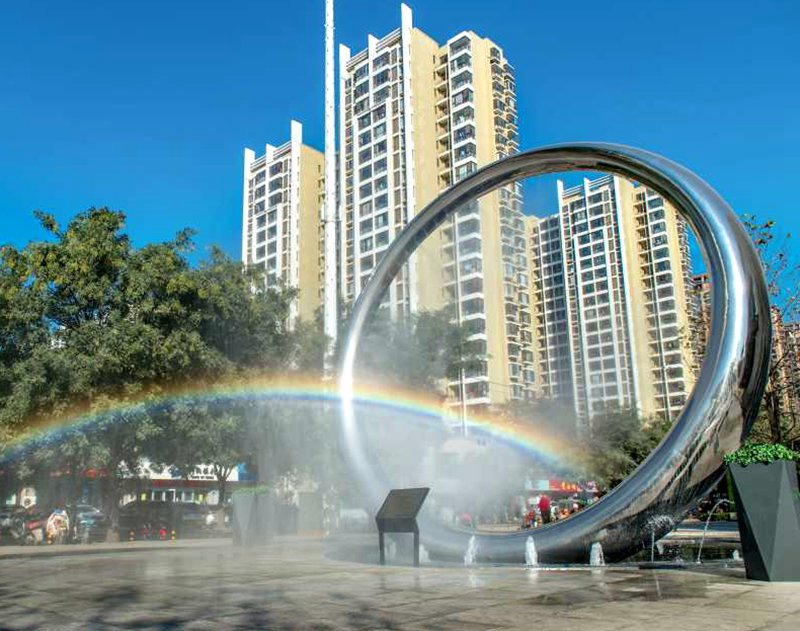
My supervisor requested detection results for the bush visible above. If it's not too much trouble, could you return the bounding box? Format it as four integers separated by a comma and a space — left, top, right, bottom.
232, 485, 272, 496
724, 442, 800, 466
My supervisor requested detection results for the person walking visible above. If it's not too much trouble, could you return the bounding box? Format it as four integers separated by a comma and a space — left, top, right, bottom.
538, 495, 552, 525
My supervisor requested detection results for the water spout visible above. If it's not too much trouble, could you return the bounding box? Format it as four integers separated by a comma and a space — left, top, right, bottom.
590, 542, 605, 566
696, 499, 732, 564
525, 536, 538, 566
464, 535, 478, 566
419, 544, 430, 565
385, 537, 397, 562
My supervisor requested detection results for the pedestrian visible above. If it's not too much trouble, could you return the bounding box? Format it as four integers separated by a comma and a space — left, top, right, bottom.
525, 508, 536, 529
538, 495, 551, 525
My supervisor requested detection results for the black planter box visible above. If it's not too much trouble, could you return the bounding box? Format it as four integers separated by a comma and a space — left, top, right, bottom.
729, 460, 800, 581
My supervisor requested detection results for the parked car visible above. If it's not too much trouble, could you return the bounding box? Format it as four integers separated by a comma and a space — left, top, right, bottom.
339, 507, 371, 532
119, 501, 216, 541
71, 505, 109, 543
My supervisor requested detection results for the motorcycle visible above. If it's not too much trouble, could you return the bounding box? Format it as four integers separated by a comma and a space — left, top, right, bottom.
8, 507, 46, 545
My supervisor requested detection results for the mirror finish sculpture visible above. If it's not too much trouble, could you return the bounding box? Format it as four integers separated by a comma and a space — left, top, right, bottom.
339, 143, 772, 563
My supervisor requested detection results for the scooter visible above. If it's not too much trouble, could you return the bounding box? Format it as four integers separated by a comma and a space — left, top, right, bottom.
8, 508, 46, 545
45, 509, 70, 544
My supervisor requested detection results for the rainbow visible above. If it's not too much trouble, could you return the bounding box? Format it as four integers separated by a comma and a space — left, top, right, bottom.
0, 374, 578, 467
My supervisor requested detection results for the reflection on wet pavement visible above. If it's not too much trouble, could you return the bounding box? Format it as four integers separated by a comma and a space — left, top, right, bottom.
0, 537, 797, 630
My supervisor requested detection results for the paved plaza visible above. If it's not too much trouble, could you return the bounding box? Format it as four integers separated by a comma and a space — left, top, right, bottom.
0, 537, 798, 630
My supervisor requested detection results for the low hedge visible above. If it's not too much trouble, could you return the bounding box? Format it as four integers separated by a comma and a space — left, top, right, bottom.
724, 442, 800, 467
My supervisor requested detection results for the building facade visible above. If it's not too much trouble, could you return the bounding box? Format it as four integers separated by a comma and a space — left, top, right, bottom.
769, 307, 800, 429
242, 121, 325, 326
527, 175, 696, 427
237, 5, 702, 425
337, 4, 534, 409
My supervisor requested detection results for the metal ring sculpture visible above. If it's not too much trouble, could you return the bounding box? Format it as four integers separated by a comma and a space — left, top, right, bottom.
339, 143, 771, 563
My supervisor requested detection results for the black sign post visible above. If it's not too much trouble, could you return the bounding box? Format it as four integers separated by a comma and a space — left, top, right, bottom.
375, 487, 430, 567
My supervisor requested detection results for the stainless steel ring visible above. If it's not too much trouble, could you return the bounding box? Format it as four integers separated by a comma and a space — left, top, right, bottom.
339, 143, 771, 563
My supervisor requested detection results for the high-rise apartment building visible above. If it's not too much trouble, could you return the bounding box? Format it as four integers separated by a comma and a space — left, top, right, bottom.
436, 33, 534, 407
242, 121, 324, 326
238, 5, 699, 423
690, 272, 711, 373
781, 321, 800, 426
527, 175, 696, 426
767, 307, 800, 428
337, 4, 440, 318
337, 4, 534, 408
695, 278, 800, 431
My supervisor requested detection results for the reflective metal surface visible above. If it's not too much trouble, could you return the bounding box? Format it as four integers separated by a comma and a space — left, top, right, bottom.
339, 143, 772, 563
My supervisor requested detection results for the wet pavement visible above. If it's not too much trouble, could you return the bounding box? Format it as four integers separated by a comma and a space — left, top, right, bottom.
0, 536, 797, 630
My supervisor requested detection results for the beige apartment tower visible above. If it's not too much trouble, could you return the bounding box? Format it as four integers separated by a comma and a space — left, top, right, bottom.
242, 120, 324, 326
527, 175, 696, 426
336, 4, 533, 410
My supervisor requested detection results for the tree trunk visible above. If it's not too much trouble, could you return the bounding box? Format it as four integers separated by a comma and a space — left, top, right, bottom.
101, 459, 123, 531
217, 473, 227, 507
0, 471, 9, 505
765, 388, 784, 444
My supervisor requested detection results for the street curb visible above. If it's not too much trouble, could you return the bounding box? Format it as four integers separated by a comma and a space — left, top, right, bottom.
0, 538, 232, 561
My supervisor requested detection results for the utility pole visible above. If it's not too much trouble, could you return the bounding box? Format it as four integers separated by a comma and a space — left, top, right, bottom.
323, 0, 338, 376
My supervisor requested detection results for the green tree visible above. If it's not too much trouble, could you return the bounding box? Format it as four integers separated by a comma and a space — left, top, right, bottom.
0, 208, 315, 519
742, 215, 800, 446
354, 306, 482, 394
580, 408, 670, 489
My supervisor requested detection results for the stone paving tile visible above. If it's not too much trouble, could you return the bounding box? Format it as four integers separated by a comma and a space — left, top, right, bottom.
501, 617, 632, 631
615, 616, 773, 631
0, 538, 798, 630
717, 591, 800, 614
441, 602, 581, 627
758, 614, 800, 631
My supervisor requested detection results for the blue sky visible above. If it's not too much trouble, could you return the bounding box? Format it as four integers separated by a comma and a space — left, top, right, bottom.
1, 0, 798, 262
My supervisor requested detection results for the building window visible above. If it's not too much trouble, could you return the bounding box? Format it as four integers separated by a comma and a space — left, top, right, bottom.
373, 52, 390, 69
452, 88, 474, 107
453, 107, 474, 126
451, 71, 472, 90
354, 64, 369, 81
454, 125, 475, 143
455, 143, 476, 161
374, 213, 389, 229
375, 231, 389, 247
373, 69, 390, 86
450, 35, 471, 55
455, 162, 476, 181
354, 81, 369, 99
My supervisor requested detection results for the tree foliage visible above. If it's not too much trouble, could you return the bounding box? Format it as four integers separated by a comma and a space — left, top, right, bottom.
742, 215, 800, 447
354, 305, 483, 394
0, 208, 324, 516
579, 408, 671, 489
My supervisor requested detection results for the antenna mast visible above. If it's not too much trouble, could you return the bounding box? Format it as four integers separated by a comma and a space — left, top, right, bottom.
323, 0, 338, 374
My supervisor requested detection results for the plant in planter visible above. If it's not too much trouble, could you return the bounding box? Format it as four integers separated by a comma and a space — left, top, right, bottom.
725, 442, 800, 581
232, 486, 275, 546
